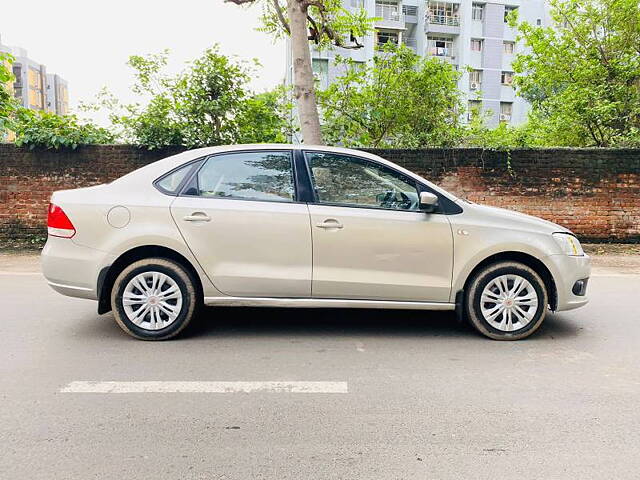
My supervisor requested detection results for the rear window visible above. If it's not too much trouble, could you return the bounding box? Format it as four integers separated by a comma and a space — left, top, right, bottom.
155, 162, 199, 195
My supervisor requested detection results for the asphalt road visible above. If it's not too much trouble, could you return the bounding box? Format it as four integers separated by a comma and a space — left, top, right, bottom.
1, 255, 640, 479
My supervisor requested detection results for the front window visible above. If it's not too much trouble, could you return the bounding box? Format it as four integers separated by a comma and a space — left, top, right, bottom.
305, 152, 420, 211
185, 151, 295, 202
503, 41, 515, 54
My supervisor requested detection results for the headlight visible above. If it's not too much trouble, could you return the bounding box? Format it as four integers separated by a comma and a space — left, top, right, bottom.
552, 233, 585, 256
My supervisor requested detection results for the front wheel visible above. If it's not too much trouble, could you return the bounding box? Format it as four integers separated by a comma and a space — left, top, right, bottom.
111, 257, 198, 340
465, 261, 548, 340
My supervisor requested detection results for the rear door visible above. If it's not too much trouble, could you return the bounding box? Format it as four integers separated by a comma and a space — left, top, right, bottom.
170, 150, 312, 298
304, 151, 454, 302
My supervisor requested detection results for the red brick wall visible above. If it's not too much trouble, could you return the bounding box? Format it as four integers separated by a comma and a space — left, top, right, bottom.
1, 145, 638, 242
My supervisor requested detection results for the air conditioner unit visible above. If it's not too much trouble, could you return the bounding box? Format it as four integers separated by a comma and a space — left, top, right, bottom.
500, 114, 511, 121
470, 82, 480, 90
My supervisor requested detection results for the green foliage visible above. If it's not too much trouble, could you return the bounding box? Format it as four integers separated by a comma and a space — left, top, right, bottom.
0, 52, 18, 135
317, 44, 462, 148
96, 45, 293, 149
235, 86, 297, 144
258, 0, 375, 49
511, 0, 640, 147
12, 109, 115, 150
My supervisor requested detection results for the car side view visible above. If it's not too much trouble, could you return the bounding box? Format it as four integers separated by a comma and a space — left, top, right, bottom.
41, 145, 591, 341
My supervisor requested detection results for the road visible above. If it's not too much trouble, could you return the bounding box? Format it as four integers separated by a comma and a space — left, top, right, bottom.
1, 254, 640, 479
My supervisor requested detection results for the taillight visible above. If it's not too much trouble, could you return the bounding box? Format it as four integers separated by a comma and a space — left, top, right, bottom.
47, 203, 76, 238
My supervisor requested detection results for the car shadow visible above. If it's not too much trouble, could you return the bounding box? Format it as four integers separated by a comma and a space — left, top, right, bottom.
178, 306, 581, 341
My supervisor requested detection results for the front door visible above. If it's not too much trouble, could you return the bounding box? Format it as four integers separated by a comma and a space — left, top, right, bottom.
171, 150, 312, 298
304, 151, 453, 302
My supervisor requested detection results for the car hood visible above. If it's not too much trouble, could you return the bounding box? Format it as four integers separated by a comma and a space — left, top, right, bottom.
462, 201, 572, 235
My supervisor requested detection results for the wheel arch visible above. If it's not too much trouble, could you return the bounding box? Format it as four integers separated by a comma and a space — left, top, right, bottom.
97, 245, 204, 314
458, 251, 558, 311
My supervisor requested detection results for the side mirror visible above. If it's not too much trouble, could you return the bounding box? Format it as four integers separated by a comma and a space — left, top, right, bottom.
419, 191, 439, 212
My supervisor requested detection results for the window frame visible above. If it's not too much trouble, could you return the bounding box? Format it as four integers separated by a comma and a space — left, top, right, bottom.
153, 157, 206, 196
175, 149, 301, 204
302, 150, 461, 215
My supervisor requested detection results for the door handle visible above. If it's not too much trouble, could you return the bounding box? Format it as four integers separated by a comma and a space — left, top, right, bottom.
316, 219, 343, 229
183, 212, 211, 222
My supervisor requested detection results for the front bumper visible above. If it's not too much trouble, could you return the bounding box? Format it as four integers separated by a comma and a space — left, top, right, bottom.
545, 254, 591, 311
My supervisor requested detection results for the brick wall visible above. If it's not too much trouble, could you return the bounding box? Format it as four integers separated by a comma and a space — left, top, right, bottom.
0, 144, 638, 243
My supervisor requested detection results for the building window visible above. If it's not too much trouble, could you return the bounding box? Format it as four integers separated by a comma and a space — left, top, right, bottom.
472, 3, 484, 21
503, 41, 515, 54
500, 102, 513, 122
402, 5, 418, 16
376, 30, 399, 46
501, 71, 514, 86
426, 1, 460, 26
471, 39, 483, 52
312, 59, 329, 90
427, 36, 454, 58
350, 0, 364, 7
536, 18, 542, 25
469, 70, 482, 89
376, 0, 402, 22
504, 5, 518, 23
468, 100, 482, 120
28, 67, 43, 110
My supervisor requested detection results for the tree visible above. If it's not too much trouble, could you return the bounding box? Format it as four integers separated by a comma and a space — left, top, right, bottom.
0, 52, 18, 136
226, 0, 374, 144
316, 45, 463, 148
12, 109, 114, 149
236, 86, 297, 143
511, 0, 640, 147
93, 46, 294, 148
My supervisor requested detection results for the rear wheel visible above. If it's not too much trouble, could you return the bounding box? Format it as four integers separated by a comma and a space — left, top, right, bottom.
465, 261, 548, 340
111, 257, 198, 340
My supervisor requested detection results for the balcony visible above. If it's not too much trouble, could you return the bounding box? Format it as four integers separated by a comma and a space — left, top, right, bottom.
375, 3, 406, 30
426, 39, 457, 64
424, 2, 460, 34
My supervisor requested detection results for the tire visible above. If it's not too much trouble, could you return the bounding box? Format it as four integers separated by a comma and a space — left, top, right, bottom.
111, 257, 199, 340
465, 261, 548, 341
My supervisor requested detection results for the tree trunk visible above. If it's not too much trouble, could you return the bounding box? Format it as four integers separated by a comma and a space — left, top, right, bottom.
287, 0, 323, 144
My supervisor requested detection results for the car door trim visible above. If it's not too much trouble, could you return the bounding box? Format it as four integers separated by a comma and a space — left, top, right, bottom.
203, 296, 455, 310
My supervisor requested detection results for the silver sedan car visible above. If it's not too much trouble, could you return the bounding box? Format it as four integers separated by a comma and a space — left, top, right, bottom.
42, 145, 590, 340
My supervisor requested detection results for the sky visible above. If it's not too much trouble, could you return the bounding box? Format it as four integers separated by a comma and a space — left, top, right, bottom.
0, 0, 286, 124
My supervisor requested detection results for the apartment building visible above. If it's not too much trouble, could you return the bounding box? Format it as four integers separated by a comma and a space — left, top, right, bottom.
301, 0, 551, 127
0, 36, 69, 116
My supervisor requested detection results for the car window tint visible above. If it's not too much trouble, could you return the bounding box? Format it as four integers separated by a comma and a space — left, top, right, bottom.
193, 151, 295, 202
156, 162, 194, 194
306, 152, 419, 211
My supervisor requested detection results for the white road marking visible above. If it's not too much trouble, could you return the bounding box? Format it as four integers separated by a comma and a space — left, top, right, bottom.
60, 381, 348, 394
591, 273, 640, 277
355, 341, 365, 352
0, 271, 42, 276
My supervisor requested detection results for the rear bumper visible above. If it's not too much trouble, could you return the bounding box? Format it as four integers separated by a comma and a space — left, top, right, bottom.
546, 254, 591, 311
41, 236, 114, 300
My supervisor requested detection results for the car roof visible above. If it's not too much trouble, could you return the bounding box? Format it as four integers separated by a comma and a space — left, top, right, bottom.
111, 144, 459, 202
